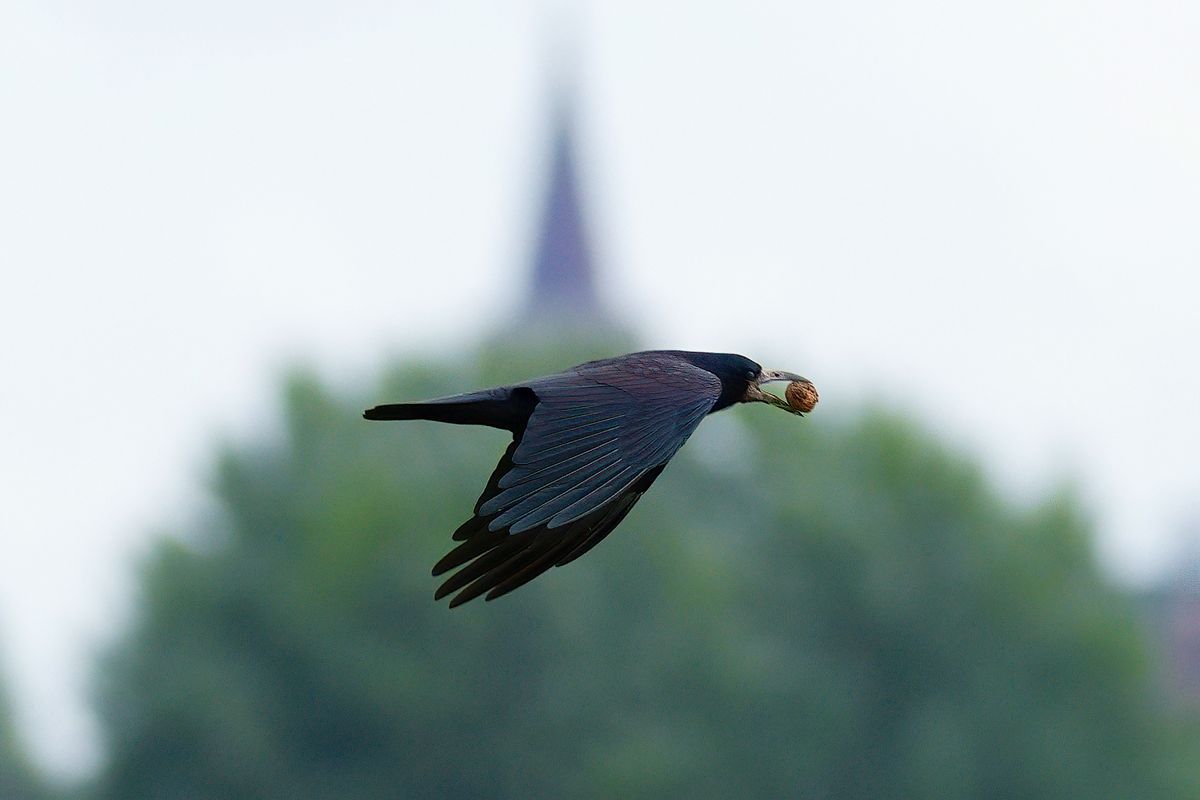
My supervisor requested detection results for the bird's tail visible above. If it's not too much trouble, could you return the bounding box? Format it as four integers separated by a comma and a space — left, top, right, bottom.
363, 402, 482, 425
363, 387, 533, 431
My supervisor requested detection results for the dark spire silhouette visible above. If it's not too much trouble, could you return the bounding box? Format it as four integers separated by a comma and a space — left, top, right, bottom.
524, 95, 605, 325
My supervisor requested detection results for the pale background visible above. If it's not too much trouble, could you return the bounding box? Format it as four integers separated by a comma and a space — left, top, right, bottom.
1, 0, 1198, 778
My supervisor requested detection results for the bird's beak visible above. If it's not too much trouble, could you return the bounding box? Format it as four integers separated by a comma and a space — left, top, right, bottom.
758, 369, 808, 386
743, 368, 811, 414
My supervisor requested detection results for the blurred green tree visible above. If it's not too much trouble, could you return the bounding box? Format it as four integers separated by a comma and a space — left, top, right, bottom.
0, 659, 50, 800
92, 342, 1200, 799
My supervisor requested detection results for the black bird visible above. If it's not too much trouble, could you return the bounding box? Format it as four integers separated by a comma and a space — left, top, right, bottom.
364, 350, 815, 607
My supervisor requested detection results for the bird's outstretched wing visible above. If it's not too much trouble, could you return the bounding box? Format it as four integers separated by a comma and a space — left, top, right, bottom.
433, 354, 722, 606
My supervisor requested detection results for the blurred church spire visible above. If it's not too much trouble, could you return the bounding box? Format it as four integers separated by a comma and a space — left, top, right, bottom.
522, 87, 607, 327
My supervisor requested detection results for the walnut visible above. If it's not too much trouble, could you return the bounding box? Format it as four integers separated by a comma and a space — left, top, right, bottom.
785, 380, 819, 413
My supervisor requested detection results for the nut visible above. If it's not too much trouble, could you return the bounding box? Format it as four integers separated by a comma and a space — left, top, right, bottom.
785, 380, 819, 413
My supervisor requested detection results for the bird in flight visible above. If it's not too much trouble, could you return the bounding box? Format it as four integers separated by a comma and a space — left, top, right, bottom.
364, 350, 817, 607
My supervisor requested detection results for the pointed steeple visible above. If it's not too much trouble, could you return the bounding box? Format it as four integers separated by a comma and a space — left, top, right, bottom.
524, 93, 606, 325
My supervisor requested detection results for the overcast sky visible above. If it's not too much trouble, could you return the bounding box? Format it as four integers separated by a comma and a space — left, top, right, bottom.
2, 0, 1198, 779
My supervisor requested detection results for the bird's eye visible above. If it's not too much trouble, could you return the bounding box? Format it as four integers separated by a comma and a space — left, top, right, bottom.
745, 369, 757, 380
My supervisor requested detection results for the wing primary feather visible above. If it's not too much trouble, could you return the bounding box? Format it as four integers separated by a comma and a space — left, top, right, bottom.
434, 532, 535, 600
554, 466, 666, 566
432, 530, 505, 576
447, 545, 545, 608
483, 530, 586, 602
554, 494, 640, 567
451, 514, 489, 542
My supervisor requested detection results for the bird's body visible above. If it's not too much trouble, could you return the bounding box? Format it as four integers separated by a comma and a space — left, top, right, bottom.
365, 350, 815, 606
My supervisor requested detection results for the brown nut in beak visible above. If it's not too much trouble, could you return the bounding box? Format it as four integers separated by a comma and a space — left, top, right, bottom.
785, 380, 819, 413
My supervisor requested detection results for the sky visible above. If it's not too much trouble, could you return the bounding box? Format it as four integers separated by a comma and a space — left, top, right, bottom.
2, 0, 1199, 780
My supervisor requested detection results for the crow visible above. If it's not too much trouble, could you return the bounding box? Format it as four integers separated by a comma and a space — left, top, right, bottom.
365, 350, 816, 606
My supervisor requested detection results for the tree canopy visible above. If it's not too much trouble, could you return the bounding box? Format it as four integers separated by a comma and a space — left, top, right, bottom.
92, 342, 1200, 798
0, 659, 49, 800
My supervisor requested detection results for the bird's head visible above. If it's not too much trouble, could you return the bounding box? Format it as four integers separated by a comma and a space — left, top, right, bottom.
679, 352, 817, 415
742, 367, 818, 415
